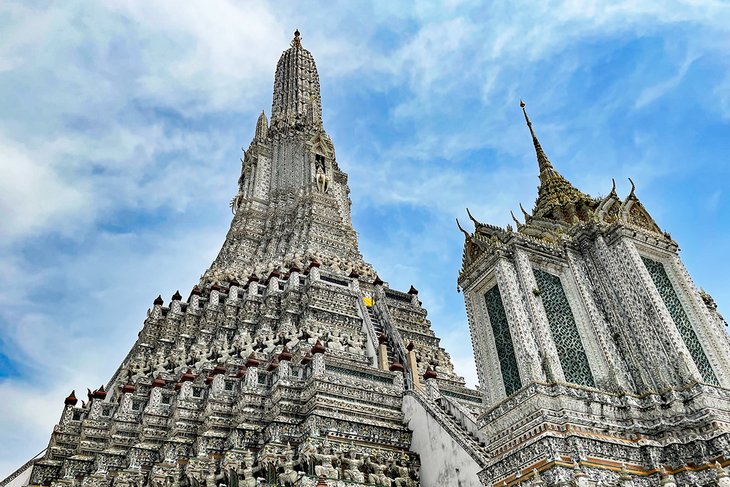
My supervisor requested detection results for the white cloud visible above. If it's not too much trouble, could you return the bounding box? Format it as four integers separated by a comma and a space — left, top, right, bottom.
635, 53, 698, 109
0, 134, 90, 238
108, 0, 288, 113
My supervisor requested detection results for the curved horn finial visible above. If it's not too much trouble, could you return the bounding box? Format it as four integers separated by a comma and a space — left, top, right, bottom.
466, 208, 481, 228
510, 210, 522, 228
456, 218, 470, 238
611, 178, 616, 194
628, 177, 636, 198
519, 202, 530, 219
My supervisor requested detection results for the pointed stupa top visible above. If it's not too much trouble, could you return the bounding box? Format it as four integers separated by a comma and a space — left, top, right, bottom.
520, 100, 561, 184
270, 30, 323, 131
254, 111, 268, 140
520, 101, 595, 223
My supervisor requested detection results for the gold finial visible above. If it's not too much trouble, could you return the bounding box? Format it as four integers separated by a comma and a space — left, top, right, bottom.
520, 99, 533, 129
291, 29, 302, 49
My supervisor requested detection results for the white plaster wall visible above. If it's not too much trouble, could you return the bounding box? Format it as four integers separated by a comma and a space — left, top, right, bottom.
402, 395, 482, 487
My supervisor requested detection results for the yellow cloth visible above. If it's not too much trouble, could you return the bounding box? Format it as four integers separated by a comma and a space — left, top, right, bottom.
363, 296, 374, 307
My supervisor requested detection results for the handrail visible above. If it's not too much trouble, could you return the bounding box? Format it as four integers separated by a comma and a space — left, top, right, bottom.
405, 389, 488, 468
0, 448, 46, 487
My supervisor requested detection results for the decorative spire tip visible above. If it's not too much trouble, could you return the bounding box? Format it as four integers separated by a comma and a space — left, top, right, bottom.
291, 29, 302, 49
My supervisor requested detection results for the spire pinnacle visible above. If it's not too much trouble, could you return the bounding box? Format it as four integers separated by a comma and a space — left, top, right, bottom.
520, 100, 559, 183
255, 110, 268, 140
271, 30, 322, 131
519, 100, 595, 224
291, 29, 302, 49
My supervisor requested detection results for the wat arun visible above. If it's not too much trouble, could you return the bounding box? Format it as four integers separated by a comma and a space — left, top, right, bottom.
9, 32, 484, 487
5, 31, 730, 487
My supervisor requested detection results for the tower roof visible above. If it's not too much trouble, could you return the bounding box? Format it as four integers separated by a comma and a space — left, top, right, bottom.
520, 101, 596, 224
270, 30, 323, 132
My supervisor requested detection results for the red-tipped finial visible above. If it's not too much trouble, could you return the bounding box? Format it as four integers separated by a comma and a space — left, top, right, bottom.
180, 368, 195, 382
245, 353, 260, 368
424, 367, 438, 380
92, 385, 107, 399
389, 360, 404, 372
278, 346, 292, 362
64, 390, 78, 406
311, 340, 326, 354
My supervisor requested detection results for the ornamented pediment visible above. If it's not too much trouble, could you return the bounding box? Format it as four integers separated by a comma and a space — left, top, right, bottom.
619, 178, 661, 233
596, 178, 622, 223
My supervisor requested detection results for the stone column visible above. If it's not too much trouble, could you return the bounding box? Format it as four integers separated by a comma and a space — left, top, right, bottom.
424, 368, 439, 400
312, 340, 326, 376
244, 354, 260, 388
513, 248, 564, 382
494, 258, 544, 384
566, 249, 632, 392
667, 253, 730, 387
406, 342, 421, 389
620, 238, 703, 385
377, 334, 389, 371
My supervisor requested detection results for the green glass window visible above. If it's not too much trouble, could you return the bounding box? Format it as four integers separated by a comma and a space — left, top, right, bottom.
641, 257, 717, 384
533, 269, 595, 387
485, 285, 522, 395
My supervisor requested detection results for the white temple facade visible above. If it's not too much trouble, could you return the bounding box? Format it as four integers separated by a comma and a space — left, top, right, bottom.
457, 102, 730, 485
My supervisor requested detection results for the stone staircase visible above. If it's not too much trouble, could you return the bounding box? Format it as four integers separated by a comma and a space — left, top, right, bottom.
367, 305, 395, 364
435, 396, 490, 460
406, 389, 489, 468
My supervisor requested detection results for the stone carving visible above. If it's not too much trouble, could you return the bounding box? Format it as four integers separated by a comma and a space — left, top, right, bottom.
341, 450, 365, 483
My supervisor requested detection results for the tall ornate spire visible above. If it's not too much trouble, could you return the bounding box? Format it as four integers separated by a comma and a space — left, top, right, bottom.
519, 101, 595, 224
254, 110, 268, 141
204, 32, 366, 281
270, 30, 323, 132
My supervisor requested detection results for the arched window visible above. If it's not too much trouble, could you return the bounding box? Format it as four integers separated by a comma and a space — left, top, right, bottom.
641, 257, 717, 384
484, 285, 522, 395
533, 269, 595, 387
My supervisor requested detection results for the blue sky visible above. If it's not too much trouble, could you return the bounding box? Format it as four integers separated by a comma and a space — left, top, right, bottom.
2, 0, 730, 475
